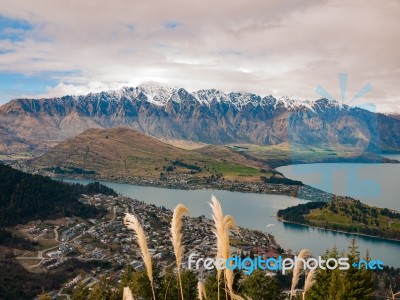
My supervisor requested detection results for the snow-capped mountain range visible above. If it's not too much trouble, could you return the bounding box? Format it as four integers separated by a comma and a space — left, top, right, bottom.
0, 84, 399, 155
84, 85, 343, 111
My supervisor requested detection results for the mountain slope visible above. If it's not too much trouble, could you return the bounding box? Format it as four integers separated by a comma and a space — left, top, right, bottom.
1, 85, 400, 155
0, 163, 115, 226
30, 127, 268, 182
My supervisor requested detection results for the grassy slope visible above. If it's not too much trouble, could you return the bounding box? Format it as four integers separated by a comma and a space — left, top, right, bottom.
306, 200, 400, 239
232, 142, 393, 168
193, 145, 272, 180
278, 199, 400, 240
32, 127, 268, 182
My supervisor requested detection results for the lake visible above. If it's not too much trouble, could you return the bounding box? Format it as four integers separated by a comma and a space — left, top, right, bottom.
276, 154, 400, 210
65, 177, 400, 268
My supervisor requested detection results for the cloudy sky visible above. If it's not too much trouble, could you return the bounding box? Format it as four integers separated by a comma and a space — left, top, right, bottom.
0, 0, 399, 111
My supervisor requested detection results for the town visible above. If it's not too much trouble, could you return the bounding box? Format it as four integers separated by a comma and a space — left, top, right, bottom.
12, 193, 285, 299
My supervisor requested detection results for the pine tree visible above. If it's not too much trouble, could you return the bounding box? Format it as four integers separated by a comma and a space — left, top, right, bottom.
204, 270, 226, 300
87, 276, 114, 300
113, 265, 134, 299
307, 247, 344, 300
181, 270, 198, 299
161, 267, 179, 299
38, 288, 52, 300
71, 281, 89, 300
307, 241, 374, 300
342, 239, 374, 299
242, 270, 286, 300
130, 263, 163, 299
131, 270, 154, 299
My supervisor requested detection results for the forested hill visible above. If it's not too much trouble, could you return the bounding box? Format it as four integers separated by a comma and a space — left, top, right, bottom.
278, 199, 400, 240
0, 163, 116, 226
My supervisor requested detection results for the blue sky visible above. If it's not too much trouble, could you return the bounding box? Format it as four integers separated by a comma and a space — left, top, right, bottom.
0, 15, 33, 41
0, 71, 76, 101
0, 0, 399, 112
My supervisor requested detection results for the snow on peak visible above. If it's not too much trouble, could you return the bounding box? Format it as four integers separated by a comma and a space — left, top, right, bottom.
112, 85, 178, 106
275, 96, 315, 111
76, 85, 350, 113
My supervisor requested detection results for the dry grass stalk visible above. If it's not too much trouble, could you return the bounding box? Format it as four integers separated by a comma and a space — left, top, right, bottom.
392, 287, 400, 300
210, 195, 225, 300
230, 293, 245, 300
171, 204, 189, 300
123, 286, 135, 300
210, 195, 240, 300
302, 269, 316, 300
197, 281, 207, 300
124, 213, 156, 300
290, 249, 312, 300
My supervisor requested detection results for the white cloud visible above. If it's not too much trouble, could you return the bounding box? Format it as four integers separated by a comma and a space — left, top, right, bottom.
0, 0, 399, 111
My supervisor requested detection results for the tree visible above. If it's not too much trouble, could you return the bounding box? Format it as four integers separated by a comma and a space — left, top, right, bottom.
71, 281, 89, 300
204, 270, 226, 300
113, 265, 134, 299
161, 267, 179, 299
307, 241, 374, 300
130, 270, 154, 299
342, 241, 374, 299
242, 270, 285, 300
38, 289, 52, 300
130, 263, 163, 300
306, 247, 344, 299
87, 276, 114, 300
181, 270, 198, 300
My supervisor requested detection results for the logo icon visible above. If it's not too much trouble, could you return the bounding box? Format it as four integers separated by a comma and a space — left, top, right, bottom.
286, 73, 381, 200
316, 73, 372, 108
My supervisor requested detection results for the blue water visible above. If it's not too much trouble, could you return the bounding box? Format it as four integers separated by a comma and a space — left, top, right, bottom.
65, 178, 400, 267
277, 154, 400, 210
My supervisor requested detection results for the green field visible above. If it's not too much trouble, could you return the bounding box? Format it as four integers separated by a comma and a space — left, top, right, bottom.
228, 142, 390, 168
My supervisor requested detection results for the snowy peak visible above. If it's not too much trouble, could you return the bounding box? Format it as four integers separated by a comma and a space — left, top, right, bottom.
98, 85, 341, 112
7, 84, 353, 114
2, 84, 400, 156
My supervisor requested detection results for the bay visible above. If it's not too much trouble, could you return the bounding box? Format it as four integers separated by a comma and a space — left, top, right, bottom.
276, 157, 400, 211
65, 178, 400, 267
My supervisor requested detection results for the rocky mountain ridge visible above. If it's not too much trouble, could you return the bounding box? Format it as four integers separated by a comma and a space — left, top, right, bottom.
1, 84, 399, 155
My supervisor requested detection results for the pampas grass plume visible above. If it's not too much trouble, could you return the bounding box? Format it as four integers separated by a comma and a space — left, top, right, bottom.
302, 269, 316, 300
124, 213, 156, 300
123, 286, 135, 300
290, 249, 312, 300
197, 281, 207, 300
210, 195, 240, 300
171, 204, 189, 300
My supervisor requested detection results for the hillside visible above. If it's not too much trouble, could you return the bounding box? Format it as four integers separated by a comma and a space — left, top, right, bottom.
277, 199, 400, 240
29, 127, 269, 182
0, 163, 116, 226
235, 143, 397, 168
1, 85, 400, 157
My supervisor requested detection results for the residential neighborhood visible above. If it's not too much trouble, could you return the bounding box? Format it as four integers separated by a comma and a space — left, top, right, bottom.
12, 193, 284, 298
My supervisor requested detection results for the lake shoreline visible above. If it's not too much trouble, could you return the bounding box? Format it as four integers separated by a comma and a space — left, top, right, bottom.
277, 217, 400, 243
269, 155, 400, 168
63, 174, 400, 243
55, 174, 337, 202
63, 178, 400, 267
